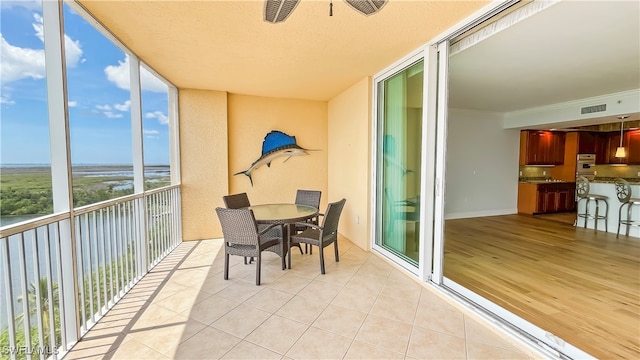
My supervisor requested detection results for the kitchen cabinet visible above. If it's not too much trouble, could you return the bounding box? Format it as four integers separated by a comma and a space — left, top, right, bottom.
607, 132, 627, 164
518, 182, 576, 215
594, 133, 610, 164
577, 132, 596, 154
519, 131, 565, 165
593, 129, 640, 164
626, 129, 640, 165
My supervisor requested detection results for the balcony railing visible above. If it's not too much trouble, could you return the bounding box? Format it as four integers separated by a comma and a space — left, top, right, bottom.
0, 185, 182, 359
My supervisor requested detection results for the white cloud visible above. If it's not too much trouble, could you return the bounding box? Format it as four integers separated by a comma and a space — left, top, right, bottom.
68, 100, 77, 107
96, 104, 112, 111
104, 58, 130, 90
105, 55, 168, 93
32, 14, 83, 67
1, 94, 15, 104
114, 100, 131, 111
144, 129, 159, 139
103, 111, 123, 119
145, 111, 169, 125
0, 13, 83, 85
0, 33, 45, 83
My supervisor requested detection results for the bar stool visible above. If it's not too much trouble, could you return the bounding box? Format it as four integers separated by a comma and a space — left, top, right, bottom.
614, 178, 640, 238
576, 176, 609, 232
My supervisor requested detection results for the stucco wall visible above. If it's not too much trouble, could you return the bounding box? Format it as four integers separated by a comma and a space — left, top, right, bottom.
328, 78, 371, 250
228, 94, 328, 209
179, 89, 228, 240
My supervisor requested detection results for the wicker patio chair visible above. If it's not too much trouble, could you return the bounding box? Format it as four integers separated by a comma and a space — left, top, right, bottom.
223, 192, 282, 264
223, 193, 251, 209
294, 189, 322, 254
289, 198, 346, 274
215, 207, 285, 285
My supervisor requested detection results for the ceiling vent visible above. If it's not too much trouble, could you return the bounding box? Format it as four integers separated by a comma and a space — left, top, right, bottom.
580, 104, 607, 115
344, 0, 387, 15
264, 0, 300, 23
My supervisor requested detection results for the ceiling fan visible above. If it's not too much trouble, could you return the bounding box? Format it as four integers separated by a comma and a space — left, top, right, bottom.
264, 0, 387, 23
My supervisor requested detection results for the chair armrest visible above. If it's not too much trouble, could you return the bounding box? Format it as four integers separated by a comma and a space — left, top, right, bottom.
293, 222, 322, 231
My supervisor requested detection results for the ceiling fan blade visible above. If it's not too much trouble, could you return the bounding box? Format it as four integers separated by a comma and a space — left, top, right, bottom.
344, 0, 387, 16
264, 0, 300, 23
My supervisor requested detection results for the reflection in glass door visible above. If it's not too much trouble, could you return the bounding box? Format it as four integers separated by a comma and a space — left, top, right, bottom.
375, 60, 423, 266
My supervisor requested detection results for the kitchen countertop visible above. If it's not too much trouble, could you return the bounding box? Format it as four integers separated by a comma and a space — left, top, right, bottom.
519, 178, 640, 185
518, 179, 575, 184
590, 177, 640, 185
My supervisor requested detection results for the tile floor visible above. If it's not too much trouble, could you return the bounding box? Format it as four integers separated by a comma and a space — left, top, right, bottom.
64, 237, 535, 359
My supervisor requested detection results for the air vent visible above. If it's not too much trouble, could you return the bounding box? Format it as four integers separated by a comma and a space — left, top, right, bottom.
580, 104, 606, 115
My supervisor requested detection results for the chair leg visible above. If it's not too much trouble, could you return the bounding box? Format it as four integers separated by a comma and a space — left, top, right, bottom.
319, 245, 326, 274
296, 243, 304, 255
256, 253, 262, 286
334, 240, 339, 263
617, 203, 623, 238
626, 203, 632, 236
224, 253, 230, 280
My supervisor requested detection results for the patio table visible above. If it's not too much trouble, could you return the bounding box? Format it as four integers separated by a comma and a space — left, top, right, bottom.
248, 203, 319, 268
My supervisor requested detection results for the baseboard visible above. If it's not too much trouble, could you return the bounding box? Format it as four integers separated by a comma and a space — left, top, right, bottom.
445, 208, 517, 220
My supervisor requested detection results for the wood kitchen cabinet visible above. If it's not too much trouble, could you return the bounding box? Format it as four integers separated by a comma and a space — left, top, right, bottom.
591, 129, 640, 164
519, 130, 566, 165
626, 129, 640, 165
594, 133, 609, 164
518, 182, 576, 215
577, 132, 596, 154
607, 132, 627, 164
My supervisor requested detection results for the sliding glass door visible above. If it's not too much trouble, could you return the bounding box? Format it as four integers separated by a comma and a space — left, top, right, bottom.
374, 59, 423, 268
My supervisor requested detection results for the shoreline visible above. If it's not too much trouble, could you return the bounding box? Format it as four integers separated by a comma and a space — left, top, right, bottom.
1, 164, 169, 175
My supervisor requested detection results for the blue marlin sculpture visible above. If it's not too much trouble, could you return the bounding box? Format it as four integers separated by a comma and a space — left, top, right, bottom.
235, 130, 310, 186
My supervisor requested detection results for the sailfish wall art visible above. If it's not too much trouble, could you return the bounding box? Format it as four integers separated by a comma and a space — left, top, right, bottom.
234, 130, 312, 186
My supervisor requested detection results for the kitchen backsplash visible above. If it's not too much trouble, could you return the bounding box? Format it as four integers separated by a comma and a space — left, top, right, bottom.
593, 165, 640, 179
519, 165, 640, 181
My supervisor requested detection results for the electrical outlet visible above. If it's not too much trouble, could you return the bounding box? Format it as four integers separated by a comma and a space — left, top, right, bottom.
355, 215, 359, 224
519, 171, 523, 176
594, 170, 597, 175
543, 170, 546, 176
637, 171, 640, 177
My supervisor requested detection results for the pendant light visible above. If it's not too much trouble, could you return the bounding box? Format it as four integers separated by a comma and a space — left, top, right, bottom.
615, 115, 628, 158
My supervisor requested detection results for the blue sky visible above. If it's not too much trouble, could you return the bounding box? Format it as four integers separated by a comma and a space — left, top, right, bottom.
1, 1, 170, 165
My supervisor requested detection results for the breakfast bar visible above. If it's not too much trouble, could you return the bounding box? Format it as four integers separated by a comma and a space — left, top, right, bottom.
576, 179, 640, 238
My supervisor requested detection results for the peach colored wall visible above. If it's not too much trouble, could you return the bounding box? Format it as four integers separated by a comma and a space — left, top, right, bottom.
228, 94, 328, 209
328, 78, 371, 250
179, 89, 228, 240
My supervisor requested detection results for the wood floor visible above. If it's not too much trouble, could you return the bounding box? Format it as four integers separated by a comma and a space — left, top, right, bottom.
443, 214, 639, 360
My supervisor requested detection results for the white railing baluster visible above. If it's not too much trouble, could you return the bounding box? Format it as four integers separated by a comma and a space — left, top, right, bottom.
91, 211, 100, 317
107, 206, 115, 303
32, 228, 45, 360
43, 225, 57, 357
54, 222, 67, 352
1, 236, 17, 359
83, 213, 94, 325
75, 216, 86, 331
99, 209, 107, 312
17, 232, 32, 360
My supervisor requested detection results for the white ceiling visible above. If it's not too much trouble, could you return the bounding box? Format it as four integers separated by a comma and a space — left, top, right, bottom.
76, 0, 486, 101
77, 0, 639, 125
448, 0, 640, 117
